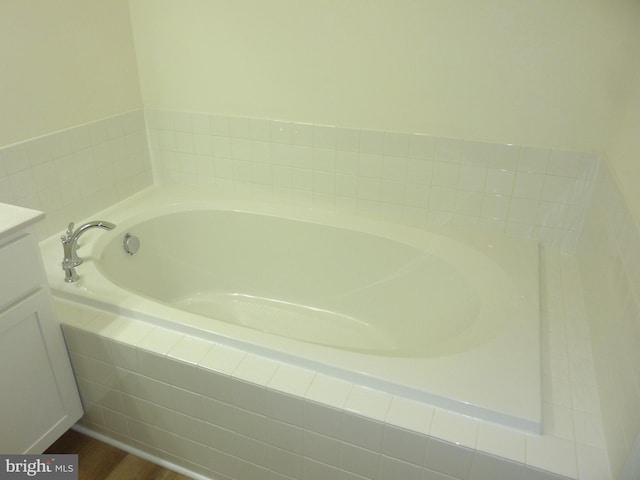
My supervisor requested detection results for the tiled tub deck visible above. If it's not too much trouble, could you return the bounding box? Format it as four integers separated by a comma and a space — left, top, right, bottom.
55, 247, 608, 480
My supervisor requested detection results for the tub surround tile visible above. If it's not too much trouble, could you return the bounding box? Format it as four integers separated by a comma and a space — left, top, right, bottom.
429, 410, 479, 449
232, 353, 279, 386
57, 291, 593, 479
199, 344, 246, 376
167, 335, 213, 365
526, 435, 577, 479
344, 385, 393, 422
50, 180, 609, 480
385, 396, 435, 436
147, 109, 599, 253
1, 109, 153, 239
268, 364, 316, 398
305, 373, 353, 409
476, 421, 526, 464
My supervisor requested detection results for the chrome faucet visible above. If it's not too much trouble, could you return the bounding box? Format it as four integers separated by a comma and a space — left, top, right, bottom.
61, 220, 116, 283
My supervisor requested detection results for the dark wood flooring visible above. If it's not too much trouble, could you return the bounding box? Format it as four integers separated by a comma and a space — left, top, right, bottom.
45, 429, 192, 480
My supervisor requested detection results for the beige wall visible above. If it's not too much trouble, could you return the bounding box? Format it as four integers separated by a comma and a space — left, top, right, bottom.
0, 1, 142, 147
606, 47, 640, 226
129, 0, 636, 153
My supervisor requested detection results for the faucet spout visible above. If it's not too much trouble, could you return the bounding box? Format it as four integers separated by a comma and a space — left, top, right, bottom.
61, 220, 116, 282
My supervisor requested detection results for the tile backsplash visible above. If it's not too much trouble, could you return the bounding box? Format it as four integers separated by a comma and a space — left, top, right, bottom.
146, 109, 600, 253
0, 107, 598, 250
0, 110, 153, 239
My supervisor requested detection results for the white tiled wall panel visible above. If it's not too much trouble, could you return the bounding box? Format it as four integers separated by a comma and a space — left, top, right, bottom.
0, 110, 153, 239
0, 108, 597, 251
577, 162, 640, 478
146, 109, 599, 253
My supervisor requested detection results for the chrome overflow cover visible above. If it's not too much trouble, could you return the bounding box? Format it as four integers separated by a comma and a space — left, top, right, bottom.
123, 233, 140, 255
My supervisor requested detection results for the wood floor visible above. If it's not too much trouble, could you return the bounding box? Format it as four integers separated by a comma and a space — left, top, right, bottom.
45, 429, 192, 480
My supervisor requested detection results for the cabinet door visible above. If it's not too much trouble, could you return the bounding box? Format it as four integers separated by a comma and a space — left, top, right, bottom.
0, 290, 83, 453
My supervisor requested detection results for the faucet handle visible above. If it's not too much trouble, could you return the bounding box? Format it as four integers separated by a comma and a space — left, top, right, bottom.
61, 222, 74, 244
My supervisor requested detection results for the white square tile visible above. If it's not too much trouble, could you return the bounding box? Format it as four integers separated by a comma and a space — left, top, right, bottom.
455, 191, 484, 217
209, 115, 231, 137
405, 183, 430, 208
268, 390, 304, 426
340, 442, 380, 479
359, 130, 385, 154
341, 411, 384, 451
547, 150, 581, 177
304, 430, 341, 466
268, 364, 315, 397
525, 434, 577, 478
167, 335, 213, 364
489, 143, 520, 171
314, 125, 337, 149
424, 437, 474, 479
508, 197, 540, 224
249, 118, 270, 141
337, 128, 361, 153
383, 132, 411, 157
576, 444, 611, 480
358, 152, 383, 177
291, 122, 314, 146
406, 158, 433, 184
514, 172, 545, 199
435, 138, 464, 163
357, 176, 381, 201
229, 117, 251, 138
344, 385, 392, 422
518, 147, 549, 173
305, 374, 353, 408
303, 457, 340, 480
232, 354, 279, 386
269, 418, 303, 453
137, 327, 183, 354
543, 403, 575, 440
432, 162, 459, 188
336, 174, 358, 197
458, 165, 487, 192
573, 410, 606, 448
336, 150, 359, 175
378, 455, 422, 480
385, 397, 434, 435
199, 344, 246, 376
470, 452, 525, 480
304, 401, 344, 439
429, 186, 456, 212
268, 120, 291, 145
485, 169, 515, 195
409, 134, 435, 160
381, 179, 406, 204
429, 410, 478, 448
541, 176, 574, 203
233, 378, 268, 415
382, 425, 428, 466
476, 422, 526, 463
481, 194, 510, 220
270, 444, 303, 478
381, 156, 407, 182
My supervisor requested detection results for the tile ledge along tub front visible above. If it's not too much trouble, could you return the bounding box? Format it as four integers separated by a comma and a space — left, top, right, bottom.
39, 184, 560, 477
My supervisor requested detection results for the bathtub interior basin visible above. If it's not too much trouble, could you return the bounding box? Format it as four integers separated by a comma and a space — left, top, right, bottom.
95, 210, 510, 357
41, 185, 541, 433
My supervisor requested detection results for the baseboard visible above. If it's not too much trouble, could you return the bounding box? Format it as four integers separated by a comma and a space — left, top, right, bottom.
71, 424, 216, 480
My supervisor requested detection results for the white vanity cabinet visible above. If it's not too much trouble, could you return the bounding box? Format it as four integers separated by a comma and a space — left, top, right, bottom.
0, 205, 83, 453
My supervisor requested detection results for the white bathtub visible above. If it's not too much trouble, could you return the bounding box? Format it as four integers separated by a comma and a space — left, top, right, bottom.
41, 185, 541, 433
